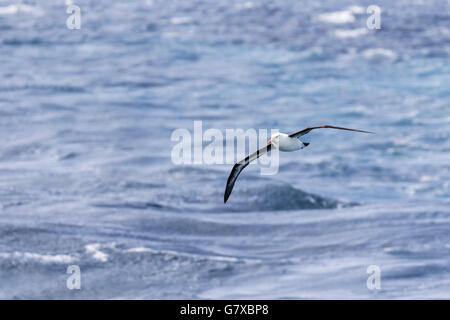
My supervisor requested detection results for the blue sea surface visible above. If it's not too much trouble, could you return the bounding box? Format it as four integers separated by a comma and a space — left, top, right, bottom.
0, 0, 449, 299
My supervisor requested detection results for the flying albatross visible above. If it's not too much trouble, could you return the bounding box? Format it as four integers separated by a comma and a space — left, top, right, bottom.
224, 125, 373, 203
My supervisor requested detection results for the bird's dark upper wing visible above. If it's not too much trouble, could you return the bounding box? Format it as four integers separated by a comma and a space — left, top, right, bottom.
224, 144, 272, 203
288, 125, 374, 138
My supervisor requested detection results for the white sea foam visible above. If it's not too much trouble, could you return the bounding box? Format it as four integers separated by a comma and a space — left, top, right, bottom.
0, 251, 75, 264
361, 48, 398, 61
235, 2, 257, 10
170, 16, 192, 25
85, 243, 115, 262
0, 4, 44, 16
125, 246, 243, 262
317, 6, 365, 24
346, 5, 365, 14
0, 5, 19, 15
125, 247, 153, 253
317, 10, 355, 24
334, 28, 368, 38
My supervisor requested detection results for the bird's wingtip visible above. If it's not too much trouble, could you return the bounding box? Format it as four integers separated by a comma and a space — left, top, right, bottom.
224, 187, 231, 203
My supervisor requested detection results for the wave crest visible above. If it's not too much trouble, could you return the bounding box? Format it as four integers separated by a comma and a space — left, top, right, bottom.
224, 183, 353, 211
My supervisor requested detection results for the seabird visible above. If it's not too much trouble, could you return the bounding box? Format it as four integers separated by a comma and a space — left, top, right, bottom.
224, 125, 373, 203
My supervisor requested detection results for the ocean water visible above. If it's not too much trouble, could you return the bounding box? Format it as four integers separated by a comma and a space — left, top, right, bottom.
0, 0, 449, 299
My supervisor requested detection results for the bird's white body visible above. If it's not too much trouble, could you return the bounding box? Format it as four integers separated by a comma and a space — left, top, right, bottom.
270, 133, 307, 152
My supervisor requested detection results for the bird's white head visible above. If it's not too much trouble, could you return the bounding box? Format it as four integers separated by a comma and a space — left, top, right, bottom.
268, 132, 281, 147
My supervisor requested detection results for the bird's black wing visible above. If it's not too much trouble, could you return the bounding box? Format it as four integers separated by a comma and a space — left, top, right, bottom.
224, 144, 272, 203
288, 125, 373, 138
